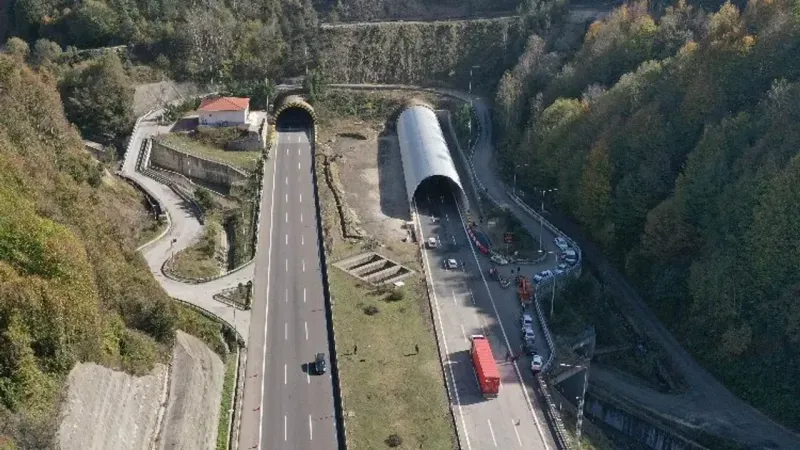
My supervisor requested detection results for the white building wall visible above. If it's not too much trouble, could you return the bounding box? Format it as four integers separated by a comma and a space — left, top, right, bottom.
198, 109, 249, 126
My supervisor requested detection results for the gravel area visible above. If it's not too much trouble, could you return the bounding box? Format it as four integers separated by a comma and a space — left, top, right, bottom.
57, 362, 168, 450
157, 331, 225, 450
333, 123, 411, 244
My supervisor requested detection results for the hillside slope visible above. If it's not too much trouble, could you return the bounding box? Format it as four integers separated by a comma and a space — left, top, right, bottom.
0, 55, 180, 447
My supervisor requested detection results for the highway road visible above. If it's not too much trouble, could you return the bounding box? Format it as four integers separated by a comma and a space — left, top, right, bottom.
414, 180, 559, 450
238, 129, 337, 450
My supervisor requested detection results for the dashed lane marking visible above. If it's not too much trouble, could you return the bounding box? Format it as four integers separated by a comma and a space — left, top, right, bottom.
512, 420, 523, 447
487, 419, 498, 447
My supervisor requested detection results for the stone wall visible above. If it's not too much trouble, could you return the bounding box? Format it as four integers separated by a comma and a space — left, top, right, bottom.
150, 140, 249, 189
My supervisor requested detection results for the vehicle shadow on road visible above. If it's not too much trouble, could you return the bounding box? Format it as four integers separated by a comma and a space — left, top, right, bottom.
446, 349, 493, 407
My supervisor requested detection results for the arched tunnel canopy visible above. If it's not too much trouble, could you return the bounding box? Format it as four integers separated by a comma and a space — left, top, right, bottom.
397, 105, 468, 212
274, 95, 316, 129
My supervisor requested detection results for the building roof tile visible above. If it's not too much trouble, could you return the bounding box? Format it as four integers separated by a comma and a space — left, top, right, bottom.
198, 97, 250, 112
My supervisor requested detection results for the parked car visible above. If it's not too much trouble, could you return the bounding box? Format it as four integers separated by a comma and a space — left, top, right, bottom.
522, 323, 534, 336
523, 328, 536, 343
557, 263, 568, 271
426, 237, 439, 249
533, 273, 545, 283
563, 249, 578, 265
530, 354, 544, 374
554, 237, 569, 252
444, 258, 459, 270
521, 313, 534, 330
553, 269, 564, 277
314, 353, 327, 375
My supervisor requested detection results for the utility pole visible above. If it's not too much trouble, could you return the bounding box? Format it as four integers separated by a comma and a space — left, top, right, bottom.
551, 253, 559, 318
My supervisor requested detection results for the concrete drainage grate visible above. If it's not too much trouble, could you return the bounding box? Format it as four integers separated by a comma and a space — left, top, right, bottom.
333, 252, 415, 286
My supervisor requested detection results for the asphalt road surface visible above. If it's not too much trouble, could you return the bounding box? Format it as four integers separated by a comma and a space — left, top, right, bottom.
239, 130, 337, 450
414, 181, 559, 450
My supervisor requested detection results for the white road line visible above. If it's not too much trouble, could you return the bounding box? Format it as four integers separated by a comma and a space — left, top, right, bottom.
257, 131, 279, 449
307, 372, 310, 384
452, 290, 458, 306
304, 321, 308, 340
286, 288, 288, 303
452, 235, 457, 245
285, 234, 288, 245
284, 364, 287, 384
309, 415, 313, 440
512, 420, 523, 446
460, 324, 468, 342
302, 259, 305, 272
285, 193, 288, 203
298, 162, 301, 170
487, 419, 498, 447
303, 288, 306, 303
285, 259, 288, 272
468, 289, 475, 305
285, 323, 288, 341
299, 193, 302, 203
285, 212, 288, 223
445, 213, 449, 222
284, 415, 287, 441
453, 196, 551, 449
285, 176, 288, 185
297, 148, 300, 155
415, 199, 473, 450
301, 235, 304, 245
300, 212, 303, 223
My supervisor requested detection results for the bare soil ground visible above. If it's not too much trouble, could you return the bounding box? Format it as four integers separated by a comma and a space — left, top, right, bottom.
57, 362, 168, 450
330, 119, 411, 244
157, 331, 225, 450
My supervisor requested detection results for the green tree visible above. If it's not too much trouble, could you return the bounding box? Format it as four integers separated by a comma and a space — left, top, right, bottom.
303, 68, 327, 104
59, 51, 134, 143
31, 39, 62, 67
2, 38, 29, 62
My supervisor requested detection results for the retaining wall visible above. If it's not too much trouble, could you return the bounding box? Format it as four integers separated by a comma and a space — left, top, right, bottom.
151, 140, 249, 188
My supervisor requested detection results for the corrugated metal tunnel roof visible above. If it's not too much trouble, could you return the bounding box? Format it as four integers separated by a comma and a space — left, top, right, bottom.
396, 105, 467, 208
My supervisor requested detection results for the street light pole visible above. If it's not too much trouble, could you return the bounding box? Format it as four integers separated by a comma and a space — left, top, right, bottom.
537, 188, 557, 250
559, 360, 592, 442
551, 253, 559, 318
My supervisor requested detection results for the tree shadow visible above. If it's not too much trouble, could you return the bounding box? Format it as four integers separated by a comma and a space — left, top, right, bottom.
377, 128, 411, 220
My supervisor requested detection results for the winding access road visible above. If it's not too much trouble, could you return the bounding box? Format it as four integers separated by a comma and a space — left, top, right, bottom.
237, 129, 338, 450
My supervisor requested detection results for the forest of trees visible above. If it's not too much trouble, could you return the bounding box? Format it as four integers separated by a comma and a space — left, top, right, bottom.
495, 0, 800, 427
0, 55, 186, 446
312, 0, 522, 22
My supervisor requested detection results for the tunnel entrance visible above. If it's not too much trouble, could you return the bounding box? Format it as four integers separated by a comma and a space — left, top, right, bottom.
275, 107, 313, 131
413, 175, 468, 217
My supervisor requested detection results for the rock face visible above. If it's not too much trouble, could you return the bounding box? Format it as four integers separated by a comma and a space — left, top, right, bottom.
158, 331, 226, 450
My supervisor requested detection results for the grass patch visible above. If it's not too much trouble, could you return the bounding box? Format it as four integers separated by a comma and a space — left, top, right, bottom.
136, 218, 167, 248
215, 351, 237, 450
483, 207, 543, 258
329, 268, 457, 450
174, 304, 227, 356
156, 133, 260, 172
168, 220, 225, 279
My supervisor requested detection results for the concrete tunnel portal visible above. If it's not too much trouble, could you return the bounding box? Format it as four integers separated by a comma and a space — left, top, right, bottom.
396, 104, 469, 218
274, 95, 316, 131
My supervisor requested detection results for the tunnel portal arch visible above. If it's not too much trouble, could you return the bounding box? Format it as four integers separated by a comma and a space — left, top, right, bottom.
397, 104, 469, 214
274, 95, 316, 130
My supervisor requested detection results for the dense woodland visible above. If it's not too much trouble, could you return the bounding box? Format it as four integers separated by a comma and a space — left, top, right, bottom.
312, 0, 522, 21
496, 0, 800, 428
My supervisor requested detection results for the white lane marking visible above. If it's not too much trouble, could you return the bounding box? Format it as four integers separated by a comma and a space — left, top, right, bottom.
285, 193, 288, 203
303, 288, 306, 303
298, 162, 301, 170
309, 415, 313, 440
452, 235, 457, 245
286, 288, 288, 303
460, 324, 468, 342
300, 212, 303, 223
285, 258, 288, 272
299, 193, 302, 203
487, 419, 498, 447
296, 134, 300, 142
301, 235, 304, 245
284, 364, 287, 384
469, 289, 475, 305
453, 196, 551, 449
285, 322, 288, 341
284, 415, 287, 441
307, 372, 310, 384
302, 259, 305, 272
257, 132, 280, 449
415, 199, 473, 450
285, 176, 288, 185
304, 321, 308, 340
285, 212, 288, 223
452, 290, 458, 306
512, 419, 523, 446
285, 234, 288, 245
297, 148, 300, 156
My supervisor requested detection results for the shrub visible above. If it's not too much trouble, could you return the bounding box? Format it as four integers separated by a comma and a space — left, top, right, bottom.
385, 434, 403, 447
387, 290, 404, 302
363, 305, 380, 316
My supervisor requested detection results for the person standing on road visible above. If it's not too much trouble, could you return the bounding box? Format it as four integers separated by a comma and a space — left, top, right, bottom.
415, 344, 420, 354
353, 344, 358, 355
505, 350, 511, 362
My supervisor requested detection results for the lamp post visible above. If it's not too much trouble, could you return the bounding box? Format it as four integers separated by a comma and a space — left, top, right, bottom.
559, 359, 591, 442
535, 187, 557, 250
513, 163, 529, 196
539, 250, 560, 317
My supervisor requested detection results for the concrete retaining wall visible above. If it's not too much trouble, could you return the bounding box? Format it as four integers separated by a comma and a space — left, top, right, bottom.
150, 140, 249, 188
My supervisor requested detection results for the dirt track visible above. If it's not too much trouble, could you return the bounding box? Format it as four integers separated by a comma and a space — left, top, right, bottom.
157, 331, 225, 450
57, 362, 168, 450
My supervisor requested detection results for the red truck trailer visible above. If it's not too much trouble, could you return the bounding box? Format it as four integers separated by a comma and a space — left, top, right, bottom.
470, 335, 500, 398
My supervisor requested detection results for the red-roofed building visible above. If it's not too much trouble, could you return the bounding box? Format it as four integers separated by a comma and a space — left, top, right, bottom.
197, 97, 250, 126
